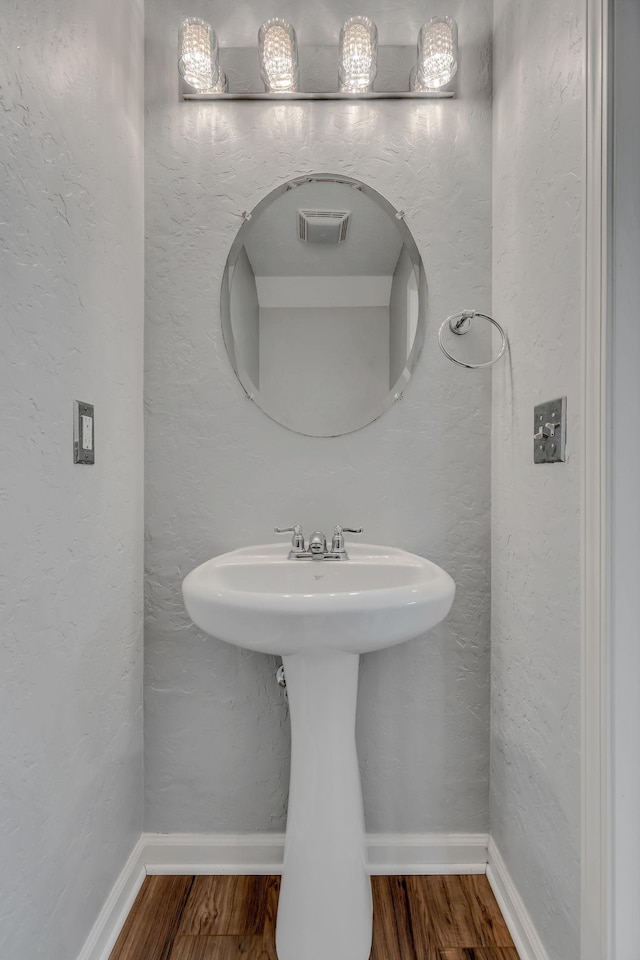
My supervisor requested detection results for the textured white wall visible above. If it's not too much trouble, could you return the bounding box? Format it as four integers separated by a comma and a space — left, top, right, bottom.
259, 305, 390, 435
491, 2, 584, 959
0, 1, 144, 958
145, 0, 494, 834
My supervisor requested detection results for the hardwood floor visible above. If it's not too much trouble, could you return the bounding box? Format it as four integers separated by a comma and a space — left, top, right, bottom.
109, 874, 518, 960
108, 877, 194, 960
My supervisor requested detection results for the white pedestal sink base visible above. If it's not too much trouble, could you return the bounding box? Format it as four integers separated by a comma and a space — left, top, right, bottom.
182, 543, 456, 959
276, 650, 372, 960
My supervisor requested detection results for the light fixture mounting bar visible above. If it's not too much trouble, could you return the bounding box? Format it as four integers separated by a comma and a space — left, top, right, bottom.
182, 89, 455, 101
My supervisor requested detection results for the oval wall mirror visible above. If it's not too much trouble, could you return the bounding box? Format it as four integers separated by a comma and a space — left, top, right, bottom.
221, 174, 426, 437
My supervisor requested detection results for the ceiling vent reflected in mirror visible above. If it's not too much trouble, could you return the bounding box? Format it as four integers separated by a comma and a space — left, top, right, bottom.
297, 210, 351, 245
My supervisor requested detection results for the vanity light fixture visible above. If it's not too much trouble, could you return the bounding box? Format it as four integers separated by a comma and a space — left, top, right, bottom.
178, 17, 220, 92
413, 16, 458, 90
178, 14, 459, 100
258, 18, 300, 92
339, 16, 378, 93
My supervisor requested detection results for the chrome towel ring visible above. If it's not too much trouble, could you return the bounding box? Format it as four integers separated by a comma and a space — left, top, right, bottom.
438, 310, 507, 369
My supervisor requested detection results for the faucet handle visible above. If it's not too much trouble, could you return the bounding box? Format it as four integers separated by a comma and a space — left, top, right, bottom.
275, 524, 305, 552
331, 525, 363, 553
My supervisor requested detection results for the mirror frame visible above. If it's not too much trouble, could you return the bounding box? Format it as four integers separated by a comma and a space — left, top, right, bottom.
221, 173, 427, 436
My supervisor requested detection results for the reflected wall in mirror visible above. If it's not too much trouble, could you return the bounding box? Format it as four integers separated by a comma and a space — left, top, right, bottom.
221, 174, 426, 436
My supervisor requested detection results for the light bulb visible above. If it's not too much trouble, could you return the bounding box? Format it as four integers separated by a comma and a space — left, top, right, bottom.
258, 19, 300, 93
178, 18, 220, 92
339, 16, 378, 93
416, 16, 458, 90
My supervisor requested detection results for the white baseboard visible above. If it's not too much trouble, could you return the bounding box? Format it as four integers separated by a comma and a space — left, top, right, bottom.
76, 837, 146, 960
76, 830, 489, 960
143, 832, 285, 875
486, 837, 550, 960
142, 831, 489, 876
367, 832, 488, 875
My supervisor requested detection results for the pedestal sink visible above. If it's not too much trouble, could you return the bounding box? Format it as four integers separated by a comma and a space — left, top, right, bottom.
182, 543, 455, 960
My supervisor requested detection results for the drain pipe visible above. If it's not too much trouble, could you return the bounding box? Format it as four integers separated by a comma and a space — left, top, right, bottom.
276, 664, 288, 700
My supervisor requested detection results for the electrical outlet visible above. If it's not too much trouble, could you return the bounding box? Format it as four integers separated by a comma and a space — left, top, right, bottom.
534, 397, 567, 464
74, 401, 95, 465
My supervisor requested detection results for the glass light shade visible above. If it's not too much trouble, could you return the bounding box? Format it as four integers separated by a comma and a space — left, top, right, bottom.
409, 65, 429, 92
339, 16, 378, 93
416, 16, 458, 90
208, 69, 229, 94
178, 18, 220, 91
258, 19, 300, 92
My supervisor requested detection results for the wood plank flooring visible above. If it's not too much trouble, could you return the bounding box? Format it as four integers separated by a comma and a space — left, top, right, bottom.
109, 874, 518, 960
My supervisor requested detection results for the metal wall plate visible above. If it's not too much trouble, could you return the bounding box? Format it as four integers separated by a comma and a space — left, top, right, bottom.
74, 400, 95, 465
534, 396, 567, 463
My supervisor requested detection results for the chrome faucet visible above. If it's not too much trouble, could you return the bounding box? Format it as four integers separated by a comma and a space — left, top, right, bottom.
275, 524, 363, 560
308, 531, 327, 557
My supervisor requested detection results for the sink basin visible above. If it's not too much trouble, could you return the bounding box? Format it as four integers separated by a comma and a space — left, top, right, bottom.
182, 542, 455, 656
182, 542, 455, 960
